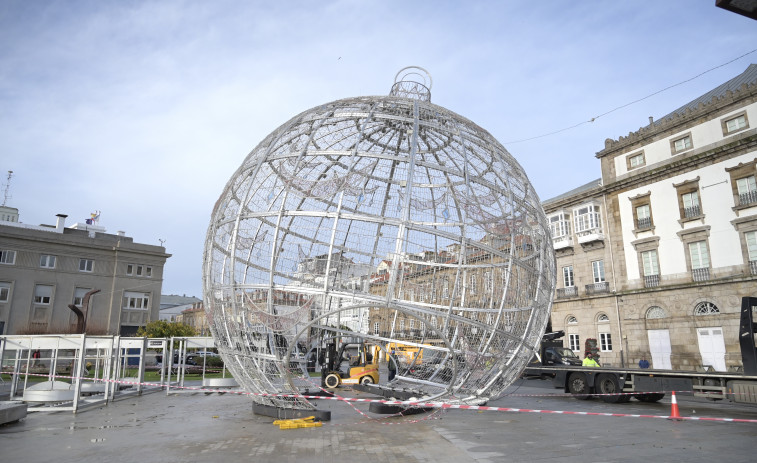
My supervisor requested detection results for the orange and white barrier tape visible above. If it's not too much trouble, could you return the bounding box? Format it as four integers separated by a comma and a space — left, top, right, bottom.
6, 371, 757, 424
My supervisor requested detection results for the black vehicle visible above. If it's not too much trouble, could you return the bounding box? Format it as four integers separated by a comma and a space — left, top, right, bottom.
542, 346, 582, 366
527, 330, 581, 367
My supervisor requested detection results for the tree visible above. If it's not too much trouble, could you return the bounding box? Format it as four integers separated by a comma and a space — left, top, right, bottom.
136, 320, 197, 338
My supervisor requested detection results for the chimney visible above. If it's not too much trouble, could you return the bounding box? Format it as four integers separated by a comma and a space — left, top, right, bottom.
55, 214, 68, 233
117, 230, 125, 237
648, 116, 654, 125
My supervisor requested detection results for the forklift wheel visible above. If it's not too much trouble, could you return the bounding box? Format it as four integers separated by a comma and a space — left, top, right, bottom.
360, 375, 374, 385
324, 373, 341, 388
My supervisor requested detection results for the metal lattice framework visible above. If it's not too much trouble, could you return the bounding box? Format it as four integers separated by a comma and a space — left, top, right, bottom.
203, 67, 556, 411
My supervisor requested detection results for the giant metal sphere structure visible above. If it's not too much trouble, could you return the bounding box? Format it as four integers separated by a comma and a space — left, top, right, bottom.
203, 67, 556, 411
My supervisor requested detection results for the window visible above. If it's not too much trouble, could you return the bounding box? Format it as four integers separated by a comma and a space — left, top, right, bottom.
0, 282, 10, 302
688, 241, 710, 270
573, 204, 601, 233
646, 306, 666, 319
409, 319, 415, 330
484, 271, 492, 291
0, 250, 16, 265
123, 291, 150, 310
127, 264, 153, 277
79, 258, 94, 272
682, 191, 701, 218
736, 175, 757, 207
34, 285, 53, 305
591, 260, 605, 283
747, 231, 757, 262
399, 319, 405, 332
635, 204, 652, 229
39, 254, 56, 269
694, 301, 719, 316
626, 151, 645, 170
469, 274, 477, 294
442, 278, 449, 299
373, 322, 379, 334
722, 113, 748, 134
673, 177, 703, 221
567, 316, 578, 324
671, 134, 693, 154
549, 212, 570, 238
599, 333, 612, 352
567, 334, 579, 352
563, 266, 574, 287
727, 160, 757, 208
641, 250, 659, 276
73, 287, 91, 307
597, 313, 610, 322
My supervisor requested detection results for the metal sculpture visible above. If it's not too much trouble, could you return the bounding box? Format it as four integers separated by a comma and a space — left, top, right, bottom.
203, 67, 556, 413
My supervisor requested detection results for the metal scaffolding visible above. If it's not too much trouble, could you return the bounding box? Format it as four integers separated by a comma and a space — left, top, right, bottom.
203, 67, 557, 411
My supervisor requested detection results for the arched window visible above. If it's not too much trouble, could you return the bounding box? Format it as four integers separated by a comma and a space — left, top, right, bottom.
646, 306, 666, 319
597, 313, 610, 322
694, 301, 720, 316
567, 316, 578, 324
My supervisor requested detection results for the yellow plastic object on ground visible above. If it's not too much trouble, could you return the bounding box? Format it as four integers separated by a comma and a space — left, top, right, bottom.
272, 416, 323, 430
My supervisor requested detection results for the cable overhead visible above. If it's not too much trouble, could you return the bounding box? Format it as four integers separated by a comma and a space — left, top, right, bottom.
504, 48, 757, 144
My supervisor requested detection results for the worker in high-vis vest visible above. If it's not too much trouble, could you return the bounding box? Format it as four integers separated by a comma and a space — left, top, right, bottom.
582, 352, 600, 367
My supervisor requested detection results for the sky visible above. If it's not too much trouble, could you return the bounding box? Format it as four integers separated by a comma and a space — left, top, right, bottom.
1, 1, 756, 299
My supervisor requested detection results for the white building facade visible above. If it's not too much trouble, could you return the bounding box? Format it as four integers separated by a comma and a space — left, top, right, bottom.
546, 64, 757, 371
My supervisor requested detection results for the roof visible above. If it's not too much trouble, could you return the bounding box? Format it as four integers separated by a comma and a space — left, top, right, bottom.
542, 178, 602, 205
655, 63, 757, 125
160, 294, 202, 307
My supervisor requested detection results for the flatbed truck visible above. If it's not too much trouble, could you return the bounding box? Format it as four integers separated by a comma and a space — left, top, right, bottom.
523, 296, 757, 405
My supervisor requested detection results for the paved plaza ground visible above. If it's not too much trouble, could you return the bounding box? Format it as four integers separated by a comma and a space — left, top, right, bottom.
1, 378, 755, 462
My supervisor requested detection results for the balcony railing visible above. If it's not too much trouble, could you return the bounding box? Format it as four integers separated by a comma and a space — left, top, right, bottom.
552, 234, 574, 250
750, 260, 757, 275
585, 281, 610, 295
692, 267, 710, 282
556, 286, 578, 299
683, 205, 701, 218
738, 190, 757, 207
644, 274, 660, 288
576, 227, 604, 244
636, 216, 652, 229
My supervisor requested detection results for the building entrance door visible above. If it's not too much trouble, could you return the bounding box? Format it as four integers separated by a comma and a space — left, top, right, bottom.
696, 327, 726, 372
647, 329, 672, 370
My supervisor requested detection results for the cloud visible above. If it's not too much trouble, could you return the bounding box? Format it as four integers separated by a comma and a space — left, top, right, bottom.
2, 0, 756, 297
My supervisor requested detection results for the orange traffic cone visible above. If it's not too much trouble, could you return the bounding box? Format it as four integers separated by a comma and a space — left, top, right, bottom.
668, 391, 683, 421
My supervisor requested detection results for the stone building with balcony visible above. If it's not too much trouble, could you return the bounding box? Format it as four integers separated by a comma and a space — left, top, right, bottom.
545, 63, 757, 371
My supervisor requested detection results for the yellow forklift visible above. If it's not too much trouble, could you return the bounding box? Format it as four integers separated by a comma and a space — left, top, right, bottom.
321, 342, 379, 388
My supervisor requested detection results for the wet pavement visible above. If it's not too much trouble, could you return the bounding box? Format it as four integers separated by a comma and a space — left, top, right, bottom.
1, 378, 755, 462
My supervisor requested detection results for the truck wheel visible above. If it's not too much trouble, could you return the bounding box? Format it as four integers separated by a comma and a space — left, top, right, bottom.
324, 373, 340, 388
635, 393, 665, 403
360, 375, 374, 385
597, 374, 623, 403
567, 373, 591, 399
